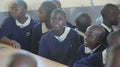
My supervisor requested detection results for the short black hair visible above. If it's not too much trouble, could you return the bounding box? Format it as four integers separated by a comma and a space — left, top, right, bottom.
101, 3, 119, 19
51, 9, 66, 18
14, 0, 28, 9
107, 31, 120, 44
40, 1, 57, 14
75, 13, 90, 25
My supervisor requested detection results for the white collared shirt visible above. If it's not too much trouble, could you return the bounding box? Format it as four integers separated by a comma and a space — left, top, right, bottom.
101, 23, 112, 32
55, 27, 71, 42
42, 23, 49, 34
85, 45, 101, 54
102, 49, 107, 64
74, 28, 85, 37
16, 14, 31, 28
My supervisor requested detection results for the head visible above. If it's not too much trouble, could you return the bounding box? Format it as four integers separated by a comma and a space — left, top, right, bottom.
106, 45, 120, 67
75, 13, 91, 33
8, 52, 37, 67
107, 31, 120, 47
52, 0, 62, 9
39, 1, 57, 22
51, 9, 66, 31
101, 4, 120, 26
84, 25, 105, 49
10, 0, 27, 19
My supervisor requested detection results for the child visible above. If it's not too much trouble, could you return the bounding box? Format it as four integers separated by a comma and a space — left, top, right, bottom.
30, 1, 57, 54
0, 0, 37, 51
38, 9, 80, 66
7, 51, 37, 67
100, 4, 120, 47
74, 31, 120, 67
106, 45, 120, 67
75, 13, 91, 44
77, 25, 106, 60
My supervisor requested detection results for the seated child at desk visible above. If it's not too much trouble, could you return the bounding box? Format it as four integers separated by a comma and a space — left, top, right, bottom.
74, 31, 120, 67
77, 25, 106, 60
39, 9, 80, 66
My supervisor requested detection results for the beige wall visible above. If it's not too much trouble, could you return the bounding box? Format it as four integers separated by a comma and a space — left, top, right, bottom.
0, 0, 119, 12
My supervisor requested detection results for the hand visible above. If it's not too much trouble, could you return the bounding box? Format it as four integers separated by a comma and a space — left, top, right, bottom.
10, 40, 21, 49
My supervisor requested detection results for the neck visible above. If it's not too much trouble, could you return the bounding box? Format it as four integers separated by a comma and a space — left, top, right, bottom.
44, 21, 52, 29
17, 15, 28, 24
53, 27, 65, 36
103, 20, 112, 28
78, 28, 85, 33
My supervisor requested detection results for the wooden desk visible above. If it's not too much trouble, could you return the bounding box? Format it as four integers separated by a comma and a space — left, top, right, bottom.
0, 43, 68, 67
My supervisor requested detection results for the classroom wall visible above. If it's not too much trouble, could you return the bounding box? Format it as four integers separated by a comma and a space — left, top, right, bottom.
0, 0, 119, 27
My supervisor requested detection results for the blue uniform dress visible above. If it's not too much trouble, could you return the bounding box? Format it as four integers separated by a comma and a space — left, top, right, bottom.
38, 27, 80, 66
77, 44, 106, 60
0, 17, 37, 51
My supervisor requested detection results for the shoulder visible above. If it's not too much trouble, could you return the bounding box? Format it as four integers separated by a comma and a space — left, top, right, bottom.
30, 18, 38, 25
41, 31, 52, 40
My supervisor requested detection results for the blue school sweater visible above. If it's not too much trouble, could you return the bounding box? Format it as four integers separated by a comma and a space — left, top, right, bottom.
74, 52, 104, 67
77, 44, 106, 60
30, 22, 42, 54
38, 28, 80, 66
0, 17, 37, 51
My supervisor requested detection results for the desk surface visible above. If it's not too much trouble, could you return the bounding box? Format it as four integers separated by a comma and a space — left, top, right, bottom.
0, 43, 68, 67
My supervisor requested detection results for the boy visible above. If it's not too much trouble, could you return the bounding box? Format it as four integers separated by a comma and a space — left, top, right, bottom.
0, 0, 37, 51
30, 1, 57, 54
75, 13, 91, 44
7, 51, 37, 67
74, 31, 120, 67
106, 45, 120, 67
100, 4, 120, 47
77, 25, 106, 60
39, 9, 80, 66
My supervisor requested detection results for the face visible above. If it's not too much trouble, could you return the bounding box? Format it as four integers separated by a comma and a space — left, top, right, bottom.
11, 57, 36, 67
10, 3, 26, 19
51, 12, 65, 31
76, 15, 91, 32
109, 8, 120, 26
39, 6, 48, 22
84, 27, 101, 49
110, 51, 120, 67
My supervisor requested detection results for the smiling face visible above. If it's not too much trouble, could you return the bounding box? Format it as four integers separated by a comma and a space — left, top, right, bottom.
10, 3, 26, 19
51, 10, 66, 31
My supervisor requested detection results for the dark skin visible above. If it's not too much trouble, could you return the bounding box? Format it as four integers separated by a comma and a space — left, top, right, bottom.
9, 55, 37, 67
102, 5, 120, 28
76, 14, 91, 33
84, 25, 105, 50
110, 50, 120, 67
107, 37, 120, 47
39, 6, 52, 29
51, 10, 66, 36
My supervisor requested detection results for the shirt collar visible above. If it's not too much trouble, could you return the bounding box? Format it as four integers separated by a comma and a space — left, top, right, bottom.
16, 14, 31, 28
42, 23, 49, 33
75, 28, 85, 37
101, 23, 112, 32
55, 27, 71, 42
102, 49, 107, 64
85, 45, 101, 54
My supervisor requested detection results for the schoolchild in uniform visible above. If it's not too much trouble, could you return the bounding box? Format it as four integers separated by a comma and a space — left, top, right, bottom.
39, 9, 80, 66
0, 0, 37, 51
30, 1, 57, 54
75, 13, 91, 44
